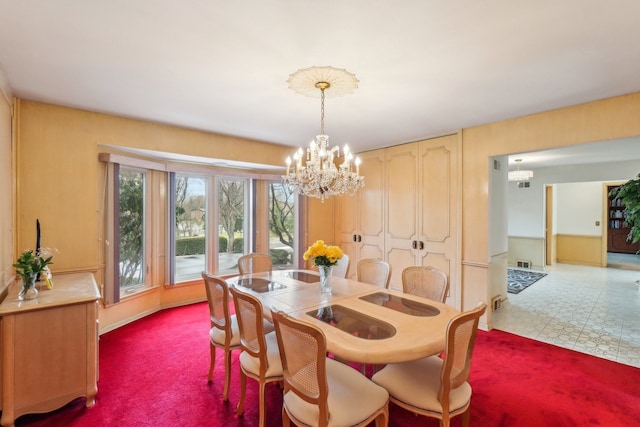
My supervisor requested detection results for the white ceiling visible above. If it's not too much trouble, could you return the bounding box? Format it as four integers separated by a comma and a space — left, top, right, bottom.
2, 1, 640, 168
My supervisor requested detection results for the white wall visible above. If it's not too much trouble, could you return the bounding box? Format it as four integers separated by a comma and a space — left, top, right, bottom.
508, 177, 545, 237
556, 182, 603, 236
507, 159, 640, 238
489, 156, 508, 256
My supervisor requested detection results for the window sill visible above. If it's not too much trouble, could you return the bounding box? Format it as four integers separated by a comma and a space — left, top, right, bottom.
165, 273, 239, 289
119, 284, 159, 300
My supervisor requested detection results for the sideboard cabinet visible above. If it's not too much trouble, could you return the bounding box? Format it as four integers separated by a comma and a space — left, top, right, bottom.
0, 272, 100, 427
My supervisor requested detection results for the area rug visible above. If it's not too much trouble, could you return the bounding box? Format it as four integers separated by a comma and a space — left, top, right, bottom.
508, 268, 547, 294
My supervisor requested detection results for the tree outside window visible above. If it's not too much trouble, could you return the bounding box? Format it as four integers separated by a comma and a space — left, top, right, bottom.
119, 169, 145, 289
174, 174, 206, 279
269, 182, 295, 267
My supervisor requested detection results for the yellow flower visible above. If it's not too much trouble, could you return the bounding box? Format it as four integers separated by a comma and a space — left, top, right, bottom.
303, 240, 343, 267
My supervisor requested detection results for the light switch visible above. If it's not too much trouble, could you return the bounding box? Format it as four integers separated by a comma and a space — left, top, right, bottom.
595, 221, 600, 226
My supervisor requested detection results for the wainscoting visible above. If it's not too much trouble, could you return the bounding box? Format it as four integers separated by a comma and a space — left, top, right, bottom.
556, 234, 604, 267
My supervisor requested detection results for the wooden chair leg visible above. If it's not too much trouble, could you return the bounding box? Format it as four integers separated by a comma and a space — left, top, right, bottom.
258, 381, 267, 427
282, 406, 291, 427
222, 349, 232, 401
462, 407, 471, 427
237, 370, 246, 416
207, 343, 215, 383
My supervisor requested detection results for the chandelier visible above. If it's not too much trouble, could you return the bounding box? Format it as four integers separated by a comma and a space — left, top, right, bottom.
283, 66, 365, 201
508, 159, 534, 182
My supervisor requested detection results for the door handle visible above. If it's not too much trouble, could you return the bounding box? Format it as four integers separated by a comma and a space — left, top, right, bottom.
358, 235, 362, 242
412, 240, 417, 249
353, 234, 357, 242
419, 241, 424, 250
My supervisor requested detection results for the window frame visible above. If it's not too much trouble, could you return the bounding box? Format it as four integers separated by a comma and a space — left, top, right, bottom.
168, 172, 210, 284
104, 161, 154, 304
101, 153, 300, 301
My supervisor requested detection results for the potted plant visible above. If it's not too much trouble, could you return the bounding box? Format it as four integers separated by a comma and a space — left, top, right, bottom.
609, 173, 640, 249
13, 250, 54, 300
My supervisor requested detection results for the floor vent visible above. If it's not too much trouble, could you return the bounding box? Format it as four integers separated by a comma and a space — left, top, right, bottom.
516, 260, 531, 269
491, 295, 503, 311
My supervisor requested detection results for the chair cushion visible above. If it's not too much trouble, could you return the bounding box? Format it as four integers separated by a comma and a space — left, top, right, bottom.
283, 357, 389, 427
210, 314, 241, 347
239, 331, 283, 379
371, 356, 471, 416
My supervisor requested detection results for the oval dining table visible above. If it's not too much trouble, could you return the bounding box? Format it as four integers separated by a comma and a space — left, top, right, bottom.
227, 269, 460, 365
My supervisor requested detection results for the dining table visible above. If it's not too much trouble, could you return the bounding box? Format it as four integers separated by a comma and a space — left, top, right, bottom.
227, 269, 460, 365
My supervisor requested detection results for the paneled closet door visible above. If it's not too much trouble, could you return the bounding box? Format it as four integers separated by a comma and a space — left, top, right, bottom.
385, 142, 420, 290
334, 149, 385, 280
357, 150, 386, 266
417, 134, 459, 306
334, 192, 359, 279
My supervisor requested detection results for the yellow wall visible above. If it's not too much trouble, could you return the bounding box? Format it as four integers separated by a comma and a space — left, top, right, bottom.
12, 92, 640, 332
14, 100, 292, 332
0, 89, 12, 293
462, 92, 640, 326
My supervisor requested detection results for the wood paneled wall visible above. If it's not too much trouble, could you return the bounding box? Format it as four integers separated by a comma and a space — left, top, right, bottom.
11, 92, 640, 332
14, 100, 291, 332
463, 92, 640, 328
0, 90, 12, 294
556, 234, 603, 267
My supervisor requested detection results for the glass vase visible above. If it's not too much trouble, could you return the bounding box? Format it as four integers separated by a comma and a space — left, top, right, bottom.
18, 273, 39, 301
318, 265, 333, 294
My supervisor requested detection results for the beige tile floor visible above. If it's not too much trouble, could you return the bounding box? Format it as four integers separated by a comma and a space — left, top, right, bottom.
492, 259, 640, 368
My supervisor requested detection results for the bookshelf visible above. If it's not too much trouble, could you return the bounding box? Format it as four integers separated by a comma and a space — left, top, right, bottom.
608, 185, 640, 254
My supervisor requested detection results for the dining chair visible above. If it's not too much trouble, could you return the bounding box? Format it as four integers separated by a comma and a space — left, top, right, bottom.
371, 302, 487, 427
272, 311, 390, 427
229, 286, 283, 427
237, 253, 273, 275
201, 272, 241, 401
401, 265, 449, 303
331, 253, 350, 278
356, 258, 391, 288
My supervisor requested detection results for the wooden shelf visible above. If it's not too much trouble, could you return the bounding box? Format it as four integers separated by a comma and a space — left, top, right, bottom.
607, 185, 640, 254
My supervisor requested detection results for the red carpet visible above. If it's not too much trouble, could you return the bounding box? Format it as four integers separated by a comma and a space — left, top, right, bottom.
13, 302, 640, 426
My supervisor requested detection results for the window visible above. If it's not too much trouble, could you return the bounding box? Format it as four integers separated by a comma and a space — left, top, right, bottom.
169, 174, 252, 282
171, 173, 207, 282
103, 153, 300, 292
216, 177, 250, 275
118, 168, 147, 289
105, 162, 151, 304
268, 182, 296, 268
